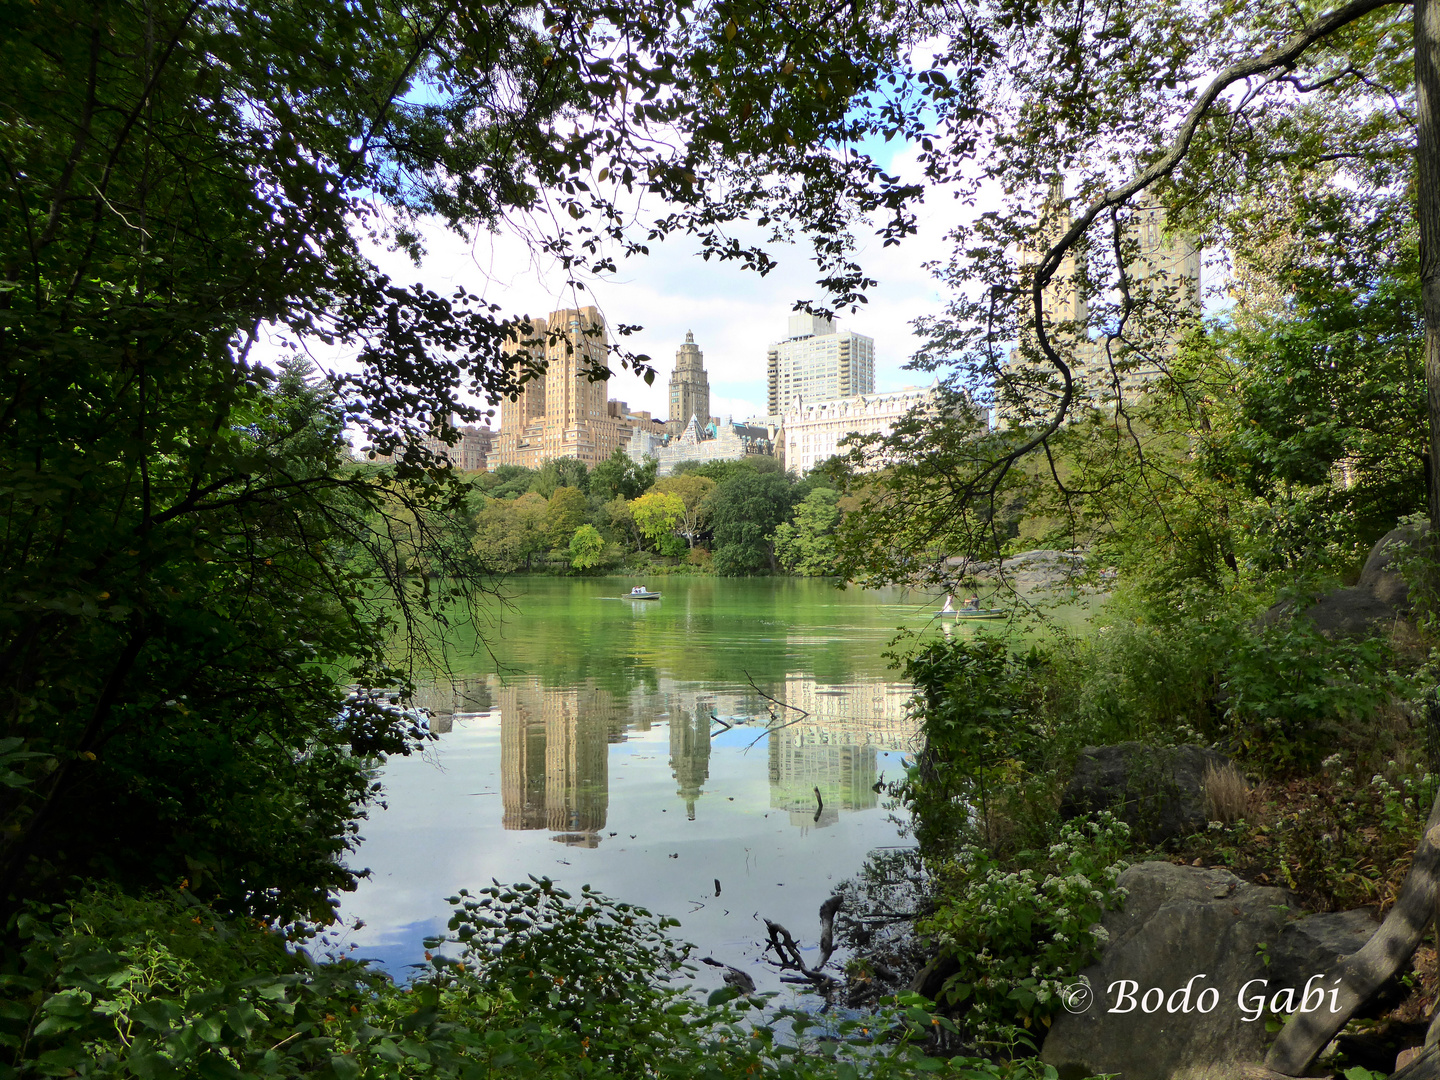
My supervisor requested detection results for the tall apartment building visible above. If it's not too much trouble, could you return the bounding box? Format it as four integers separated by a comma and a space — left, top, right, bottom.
999, 188, 1200, 427
494, 307, 664, 468
766, 314, 875, 416
667, 331, 711, 435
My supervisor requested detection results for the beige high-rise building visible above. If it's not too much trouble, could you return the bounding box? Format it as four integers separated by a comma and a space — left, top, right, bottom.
998, 186, 1200, 428
495, 307, 664, 468
667, 331, 711, 435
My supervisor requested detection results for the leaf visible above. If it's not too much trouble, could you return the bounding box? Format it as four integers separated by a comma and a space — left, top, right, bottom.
724, 17, 737, 39
196, 1053, 245, 1080
330, 1053, 361, 1080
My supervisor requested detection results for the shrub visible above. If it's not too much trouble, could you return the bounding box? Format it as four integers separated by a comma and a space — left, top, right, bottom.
899, 636, 1061, 855
915, 814, 1131, 1054
0, 884, 1072, 1080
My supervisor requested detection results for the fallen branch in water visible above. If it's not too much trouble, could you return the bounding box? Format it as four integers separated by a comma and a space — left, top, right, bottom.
761, 894, 847, 995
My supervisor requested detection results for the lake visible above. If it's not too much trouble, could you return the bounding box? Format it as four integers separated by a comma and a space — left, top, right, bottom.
335, 576, 1038, 989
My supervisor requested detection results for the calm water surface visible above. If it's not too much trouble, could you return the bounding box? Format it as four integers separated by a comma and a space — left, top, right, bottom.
339, 577, 1035, 988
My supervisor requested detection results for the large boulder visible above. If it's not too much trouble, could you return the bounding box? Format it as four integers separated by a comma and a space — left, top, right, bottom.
1042, 863, 1299, 1080
1259, 522, 1426, 637
1358, 522, 1429, 609
1287, 586, 1405, 637
1060, 744, 1232, 844
1266, 909, 1378, 993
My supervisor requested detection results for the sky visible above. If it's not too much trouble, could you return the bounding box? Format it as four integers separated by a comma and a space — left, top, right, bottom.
338, 140, 980, 426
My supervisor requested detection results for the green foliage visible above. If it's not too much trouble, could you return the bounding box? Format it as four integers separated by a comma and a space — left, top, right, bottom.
0, 885, 1060, 1080
476, 466, 537, 501
1068, 581, 1257, 745
543, 487, 588, 551
900, 636, 1060, 855
1221, 620, 1402, 771
630, 492, 687, 552
568, 525, 606, 571
651, 475, 716, 548
774, 488, 842, 576
588, 450, 657, 503
529, 460, 591, 500
0, 366, 446, 925
916, 815, 1130, 1053
472, 493, 549, 572
708, 472, 800, 576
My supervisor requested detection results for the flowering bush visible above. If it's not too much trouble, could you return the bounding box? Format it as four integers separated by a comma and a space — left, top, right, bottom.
915, 814, 1131, 1052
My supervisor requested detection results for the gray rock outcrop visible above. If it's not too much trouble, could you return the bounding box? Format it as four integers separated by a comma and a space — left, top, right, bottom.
1358, 522, 1428, 609
1042, 862, 1298, 1080
1060, 744, 1232, 844
956, 549, 1088, 590
1260, 522, 1427, 637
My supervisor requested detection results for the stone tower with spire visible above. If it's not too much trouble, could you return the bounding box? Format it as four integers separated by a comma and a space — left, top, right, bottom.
667, 331, 711, 435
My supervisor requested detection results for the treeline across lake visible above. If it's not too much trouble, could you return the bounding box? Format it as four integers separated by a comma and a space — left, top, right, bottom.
389, 450, 850, 577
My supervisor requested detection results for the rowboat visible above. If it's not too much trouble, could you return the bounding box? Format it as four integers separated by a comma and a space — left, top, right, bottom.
936, 608, 1006, 619
627, 586, 662, 600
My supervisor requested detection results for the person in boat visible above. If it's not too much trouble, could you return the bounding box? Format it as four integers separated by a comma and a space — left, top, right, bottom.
631, 585, 649, 595
940, 593, 956, 613
964, 595, 980, 610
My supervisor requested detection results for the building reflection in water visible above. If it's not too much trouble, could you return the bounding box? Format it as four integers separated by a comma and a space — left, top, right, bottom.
410, 673, 917, 838
766, 678, 915, 828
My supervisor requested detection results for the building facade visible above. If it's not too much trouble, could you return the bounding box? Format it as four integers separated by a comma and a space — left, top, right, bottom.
781, 385, 936, 475
626, 414, 775, 477
766, 314, 875, 416
494, 307, 665, 469
667, 331, 711, 435
999, 189, 1201, 428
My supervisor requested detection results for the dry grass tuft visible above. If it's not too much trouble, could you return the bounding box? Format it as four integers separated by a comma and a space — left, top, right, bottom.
1203, 762, 1250, 824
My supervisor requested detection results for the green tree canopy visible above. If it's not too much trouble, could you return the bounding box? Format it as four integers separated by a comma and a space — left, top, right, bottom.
708, 471, 800, 575
568, 524, 607, 570
630, 491, 687, 551
545, 487, 590, 550
530, 458, 591, 499
589, 449, 658, 502
652, 475, 717, 547
774, 487, 842, 576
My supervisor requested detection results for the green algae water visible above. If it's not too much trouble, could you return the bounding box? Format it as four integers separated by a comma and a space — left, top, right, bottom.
339, 577, 1079, 988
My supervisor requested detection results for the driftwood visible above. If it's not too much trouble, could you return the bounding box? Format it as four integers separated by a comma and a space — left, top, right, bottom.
1268, 792, 1440, 1074
699, 955, 756, 994
761, 894, 846, 993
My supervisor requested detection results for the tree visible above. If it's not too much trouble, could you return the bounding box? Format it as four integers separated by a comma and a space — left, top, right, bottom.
568, 524, 607, 570
530, 459, 591, 499
774, 487, 842, 576
1, 0, 949, 920
590, 449, 658, 502
545, 486, 589, 550
478, 465, 537, 500
652, 475, 717, 546
630, 491, 687, 552
473, 493, 549, 572
708, 471, 799, 575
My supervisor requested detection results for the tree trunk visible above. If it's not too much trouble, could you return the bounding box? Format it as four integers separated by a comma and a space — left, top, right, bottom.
1421, 0, 1440, 533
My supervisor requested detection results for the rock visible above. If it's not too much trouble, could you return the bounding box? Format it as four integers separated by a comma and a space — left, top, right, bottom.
1259, 523, 1426, 637
1358, 522, 1429, 609
1266, 909, 1377, 993
1042, 862, 1297, 1080
1060, 744, 1232, 844
954, 548, 1089, 590
1290, 586, 1404, 637
1268, 909, 1410, 1018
